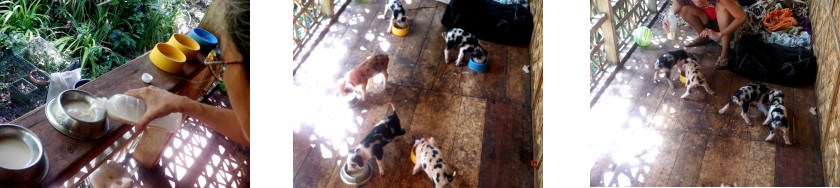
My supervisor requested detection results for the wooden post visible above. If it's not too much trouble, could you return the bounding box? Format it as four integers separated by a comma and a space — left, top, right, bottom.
648, 0, 658, 13
320, 0, 334, 17
598, 0, 620, 65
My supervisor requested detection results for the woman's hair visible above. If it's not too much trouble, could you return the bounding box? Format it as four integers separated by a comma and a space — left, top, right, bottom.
201, 0, 250, 80
227, 0, 250, 80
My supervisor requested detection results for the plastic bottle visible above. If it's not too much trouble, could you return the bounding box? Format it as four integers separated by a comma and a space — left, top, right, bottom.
668, 12, 678, 40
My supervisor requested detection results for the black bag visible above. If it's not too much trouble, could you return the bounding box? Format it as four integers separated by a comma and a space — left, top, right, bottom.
730, 34, 817, 86
440, 0, 533, 45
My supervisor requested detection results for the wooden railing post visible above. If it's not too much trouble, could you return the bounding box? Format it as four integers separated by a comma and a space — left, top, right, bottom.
320, 0, 334, 17
648, 0, 658, 13
598, 0, 620, 65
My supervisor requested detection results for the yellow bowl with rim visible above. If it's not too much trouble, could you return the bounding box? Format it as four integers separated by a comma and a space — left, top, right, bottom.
150, 43, 186, 74
391, 22, 409, 36
411, 146, 416, 164
679, 71, 687, 84
167, 33, 200, 61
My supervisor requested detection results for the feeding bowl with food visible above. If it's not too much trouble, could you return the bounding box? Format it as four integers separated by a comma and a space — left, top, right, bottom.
468, 58, 489, 72
679, 71, 687, 84
188, 28, 218, 54
391, 21, 410, 36
46, 89, 109, 140
150, 43, 186, 74
340, 162, 372, 186
167, 33, 200, 61
0, 124, 49, 186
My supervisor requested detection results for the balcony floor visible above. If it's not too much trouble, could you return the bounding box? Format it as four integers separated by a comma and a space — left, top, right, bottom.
589, 21, 824, 186
291, 0, 534, 187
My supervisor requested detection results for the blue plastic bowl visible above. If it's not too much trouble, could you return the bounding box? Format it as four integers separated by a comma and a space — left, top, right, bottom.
468, 58, 489, 72
74, 79, 92, 88
757, 104, 765, 113
188, 28, 218, 54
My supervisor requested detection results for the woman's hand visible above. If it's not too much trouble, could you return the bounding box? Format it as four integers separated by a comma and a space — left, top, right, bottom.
124, 86, 187, 131
700, 29, 721, 39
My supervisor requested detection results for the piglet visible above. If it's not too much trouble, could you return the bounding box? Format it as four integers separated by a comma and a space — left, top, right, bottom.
761, 89, 792, 145
338, 55, 390, 101
345, 102, 406, 176
413, 137, 456, 188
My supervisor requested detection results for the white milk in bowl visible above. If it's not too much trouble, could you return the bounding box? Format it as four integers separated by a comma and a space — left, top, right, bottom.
0, 137, 33, 169
64, 101, 98, 122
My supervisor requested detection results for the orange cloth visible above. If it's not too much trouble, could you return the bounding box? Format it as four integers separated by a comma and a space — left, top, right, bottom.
763, 8, 798, 31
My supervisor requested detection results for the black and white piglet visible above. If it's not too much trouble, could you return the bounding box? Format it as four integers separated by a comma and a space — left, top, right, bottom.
679, 57, 715, 99
653, 50, 691, 88
381, 0, 408, 32
441, 28, 487, 66
413, 137, 456, 188
718, 83, 771, 125
760, 89, 792, 145
346, 102, 407, 176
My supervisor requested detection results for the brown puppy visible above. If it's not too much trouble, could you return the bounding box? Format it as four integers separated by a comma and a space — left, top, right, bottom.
338, 55, 390, 101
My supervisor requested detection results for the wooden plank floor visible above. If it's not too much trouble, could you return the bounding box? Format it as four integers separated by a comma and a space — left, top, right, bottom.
291, 0, 534, 187
589, 20, 825, 186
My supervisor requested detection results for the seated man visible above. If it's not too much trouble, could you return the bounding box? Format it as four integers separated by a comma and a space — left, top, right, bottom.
662, 0, 747, 69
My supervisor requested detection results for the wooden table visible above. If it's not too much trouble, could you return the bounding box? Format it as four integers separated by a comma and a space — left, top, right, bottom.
9, 52, 212, 187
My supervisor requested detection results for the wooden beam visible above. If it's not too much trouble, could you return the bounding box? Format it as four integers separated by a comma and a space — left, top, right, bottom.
597, 0, 620, 64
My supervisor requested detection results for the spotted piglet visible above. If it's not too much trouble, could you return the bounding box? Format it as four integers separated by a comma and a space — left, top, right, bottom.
653, 50, 690, 88
413, 137, 456, 188
719, 83, 770, 125
441, 28, 487, 66
761, 89, 792, 145
381, 0, 408, 32
679, 56, 715, 99
345, 103, 406, 176
338, 55, 390, 101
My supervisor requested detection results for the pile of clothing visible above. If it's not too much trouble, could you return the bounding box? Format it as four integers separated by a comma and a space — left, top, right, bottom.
740, 0, 811, 49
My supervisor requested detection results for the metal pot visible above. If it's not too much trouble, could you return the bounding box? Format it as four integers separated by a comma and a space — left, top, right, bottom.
340, 162, 372, 186
45, 89, 109, 140
0, 124, 49, 186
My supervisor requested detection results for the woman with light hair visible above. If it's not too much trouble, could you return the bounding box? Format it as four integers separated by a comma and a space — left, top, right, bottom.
125, 0, 251, 147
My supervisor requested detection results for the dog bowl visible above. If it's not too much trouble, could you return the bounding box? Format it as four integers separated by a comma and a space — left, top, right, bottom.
339, 90, 361, 107
188, 28, 218, 54
0, 124, 49, 186
340, 162, 372, 186
411, 146, 417, 164
679, 71, 687, 84
46, 90, 109, 140
150, 43, 187, 74
74, 79, 92, 89
468, 58, 489, 72
167, 33, 200, 61
391, 21, 409, 36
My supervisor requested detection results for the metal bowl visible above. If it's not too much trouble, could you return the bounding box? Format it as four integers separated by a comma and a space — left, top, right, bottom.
340, 162, 372, 186
46, 89, 109, 140
0, 124, 49, 185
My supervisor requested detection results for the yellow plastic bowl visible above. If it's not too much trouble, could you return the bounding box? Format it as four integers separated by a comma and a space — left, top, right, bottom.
167, 34, 200, 61
392, 22, 409, 36
150, 43, 186, 74
411, 146, 416, 164
679, 72, 687, 84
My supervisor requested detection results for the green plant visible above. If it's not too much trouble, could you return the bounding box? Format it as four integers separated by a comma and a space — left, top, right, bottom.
0, 0, 52, 40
